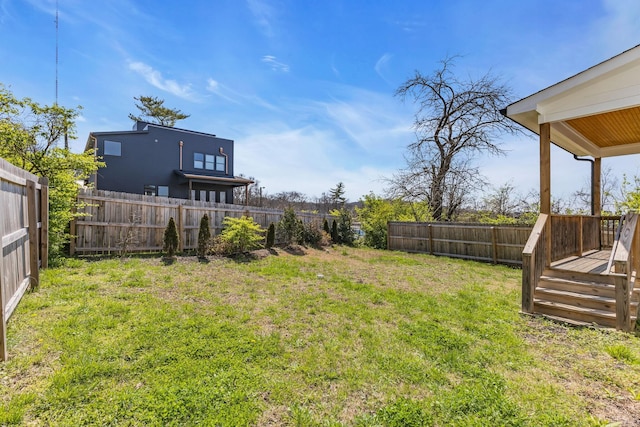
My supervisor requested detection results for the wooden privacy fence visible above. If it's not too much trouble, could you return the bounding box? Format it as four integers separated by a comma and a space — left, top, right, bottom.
387, 221, 532, 266
72, 189, 329, 255
1, 157, 48, 361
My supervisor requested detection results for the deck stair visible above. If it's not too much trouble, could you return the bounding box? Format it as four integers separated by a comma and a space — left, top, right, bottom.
534, 268, 640, 327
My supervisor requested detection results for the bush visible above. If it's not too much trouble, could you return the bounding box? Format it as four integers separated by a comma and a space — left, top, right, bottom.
220, 216, 264, 254
277, 207, 303, 245
301, 220, 330, 247
197, 214, 212, 258
330, 220, 338, 243
323, 218, 330, 235
265, 223, 276, 248
163, 217, 179, 257
336, 208, 355, 246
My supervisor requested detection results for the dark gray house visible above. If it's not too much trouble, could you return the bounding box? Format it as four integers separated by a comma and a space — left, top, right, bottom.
85, 121, 253, 203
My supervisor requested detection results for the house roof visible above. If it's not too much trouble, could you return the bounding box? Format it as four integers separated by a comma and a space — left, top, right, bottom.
504, 44, 640, 158
84, 121, 228, 152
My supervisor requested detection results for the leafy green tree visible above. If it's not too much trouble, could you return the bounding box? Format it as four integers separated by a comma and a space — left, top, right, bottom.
0, 84, 103, 261
616, 174, 640, 214
128, 95, 189, 127
357, 194, 432, 249
266, 223, 276, 248
221, 216, 264, 253
197, 214, 211, 258
163, 217, 179, 257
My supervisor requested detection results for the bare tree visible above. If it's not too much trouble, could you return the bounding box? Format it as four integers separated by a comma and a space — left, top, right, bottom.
392, 57, 522, 220
572, 165, 619, 214
483, 182, 520, 217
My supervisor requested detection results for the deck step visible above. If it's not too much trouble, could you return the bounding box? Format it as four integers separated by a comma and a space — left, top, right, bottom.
538, 275, 617, 298
533, 269, 640, 328
533, 299, 618, 328
535, 288, 616, 311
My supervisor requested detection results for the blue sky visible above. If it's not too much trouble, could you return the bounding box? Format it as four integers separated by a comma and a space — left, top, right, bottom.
1, 0, 640, 204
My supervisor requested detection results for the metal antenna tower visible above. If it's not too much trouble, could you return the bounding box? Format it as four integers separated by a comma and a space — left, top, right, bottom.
55, 0, 59, 106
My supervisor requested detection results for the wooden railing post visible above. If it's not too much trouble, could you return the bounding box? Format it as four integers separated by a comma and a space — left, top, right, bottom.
615, 274, 631, 331
578, 216, 584, 256
522, 251, 535, 313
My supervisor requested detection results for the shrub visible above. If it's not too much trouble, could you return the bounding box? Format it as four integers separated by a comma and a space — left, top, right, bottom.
220, 216, 264, 254
323, 218, 330, 235
266, 223, 276, 248
330, 220, 338, 243
301, 220, 329, 247
337, 208, 355, 246
277, 207, 302, 245
163, 217, 179, 257
197, 214, 212, 258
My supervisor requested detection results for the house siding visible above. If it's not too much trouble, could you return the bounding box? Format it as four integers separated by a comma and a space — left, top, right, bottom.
88, 122, 238, 202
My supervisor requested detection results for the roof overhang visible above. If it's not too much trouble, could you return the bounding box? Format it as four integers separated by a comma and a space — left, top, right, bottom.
174, 170, 254, 187
504, 44, 640, 158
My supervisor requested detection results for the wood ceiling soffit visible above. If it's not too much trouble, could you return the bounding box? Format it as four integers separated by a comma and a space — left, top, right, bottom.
566, 106, 640, 148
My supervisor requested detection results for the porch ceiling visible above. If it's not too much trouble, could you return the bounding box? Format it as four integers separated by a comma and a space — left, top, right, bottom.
505, 44, 640, 158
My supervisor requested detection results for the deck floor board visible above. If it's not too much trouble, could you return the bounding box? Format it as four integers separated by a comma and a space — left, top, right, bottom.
551, 250, 611, 274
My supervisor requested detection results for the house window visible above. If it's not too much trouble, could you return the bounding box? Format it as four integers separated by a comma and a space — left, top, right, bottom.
104, 140, 121, 156
205, 154, 215, 170
194, 152, 204, 169
200, 190, 207, 201
216, 156, 226, 172
157, 186, 169, 197
209, 190, 216, 202
144, 185, 156, 196
219, 191, 226, 204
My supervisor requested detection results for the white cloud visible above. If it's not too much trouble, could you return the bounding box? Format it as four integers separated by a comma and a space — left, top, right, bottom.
262, 55, 290, 72
374, 53, 393, 83
234, 123, 395, 200
129, 61, 196, 101
246, 0, 276, 38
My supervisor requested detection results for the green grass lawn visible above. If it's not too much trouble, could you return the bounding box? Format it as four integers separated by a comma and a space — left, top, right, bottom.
2, 246, 640, 426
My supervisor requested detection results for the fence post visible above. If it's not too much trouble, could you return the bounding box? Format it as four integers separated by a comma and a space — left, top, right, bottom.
428, 224, 434, 255
177, 204, 185, 252
26, 180, 39, 290
491, 226, 498, 264
39, 179, 49, 268
0, 243, 5, 361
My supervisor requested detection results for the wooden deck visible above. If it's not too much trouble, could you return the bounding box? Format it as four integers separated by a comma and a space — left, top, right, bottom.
550, 250, 611, 274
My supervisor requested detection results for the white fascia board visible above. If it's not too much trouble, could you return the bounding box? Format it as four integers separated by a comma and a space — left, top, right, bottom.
506, 45, 640, 118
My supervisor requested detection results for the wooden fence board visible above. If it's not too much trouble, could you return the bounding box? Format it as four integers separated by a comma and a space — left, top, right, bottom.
388, 221, 532, 266
73, 189, 330, 254
0, 157, 47, 361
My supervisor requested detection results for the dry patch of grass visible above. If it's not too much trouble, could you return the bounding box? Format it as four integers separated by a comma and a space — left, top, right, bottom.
1, 246, 640, 425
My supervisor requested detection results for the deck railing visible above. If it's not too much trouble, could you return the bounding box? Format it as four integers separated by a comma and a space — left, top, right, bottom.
550, 215, 600, 262
606, 213, 639, 331
522, 214, 549, 313
601, 215, 622, 248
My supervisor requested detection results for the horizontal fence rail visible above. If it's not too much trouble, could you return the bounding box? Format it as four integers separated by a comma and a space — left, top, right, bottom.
73, 189, 330, 255
387, 221, 532, 266
1, 157, 48, 361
